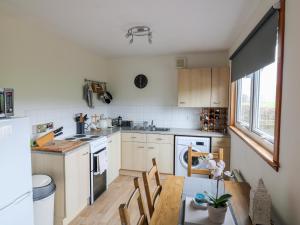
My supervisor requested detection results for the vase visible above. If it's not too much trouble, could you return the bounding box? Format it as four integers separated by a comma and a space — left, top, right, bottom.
208, 205, 228, 224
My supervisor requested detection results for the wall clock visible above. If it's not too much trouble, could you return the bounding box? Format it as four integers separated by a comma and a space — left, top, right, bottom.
134, 74, 148, 89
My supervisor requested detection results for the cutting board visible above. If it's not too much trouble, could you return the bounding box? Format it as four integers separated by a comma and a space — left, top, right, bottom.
32, 140, 85, 153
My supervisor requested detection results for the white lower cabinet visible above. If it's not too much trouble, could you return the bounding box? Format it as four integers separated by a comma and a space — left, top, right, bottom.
121, 133, 174, 174
31, 144, 90, 225
107, 131, 121, 185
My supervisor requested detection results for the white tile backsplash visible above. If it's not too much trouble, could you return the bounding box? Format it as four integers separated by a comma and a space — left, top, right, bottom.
22, 104, 201, 138
23, 106, 108, 137
107, 105, 201, 129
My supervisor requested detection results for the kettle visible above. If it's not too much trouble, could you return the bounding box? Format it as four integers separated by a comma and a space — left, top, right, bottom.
98, 114, 108, 129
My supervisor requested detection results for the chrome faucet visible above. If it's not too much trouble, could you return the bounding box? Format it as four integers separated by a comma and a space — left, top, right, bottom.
149, 120, 156, 131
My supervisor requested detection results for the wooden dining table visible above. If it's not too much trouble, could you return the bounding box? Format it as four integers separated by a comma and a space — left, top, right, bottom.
149, 176, 253, 225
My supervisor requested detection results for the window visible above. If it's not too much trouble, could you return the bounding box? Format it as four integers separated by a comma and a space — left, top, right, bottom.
229, 2, 285, 171
236, 75, 252, 127
236, 61, 277, 147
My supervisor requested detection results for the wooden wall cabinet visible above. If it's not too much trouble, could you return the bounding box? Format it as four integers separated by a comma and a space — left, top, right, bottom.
31, 144, 90, 225
178, 67, 229, 108
178, 68, 211, 107
211, 67, 230, 107
107, 131, 121, 185
121, 133, 174, 174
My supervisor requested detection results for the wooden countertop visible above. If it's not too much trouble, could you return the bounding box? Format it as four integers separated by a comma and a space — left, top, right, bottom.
150, 176, 252, 225
31, 140, 86, 153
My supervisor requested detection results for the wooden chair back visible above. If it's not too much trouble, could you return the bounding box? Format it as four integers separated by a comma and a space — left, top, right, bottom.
119, 177, 149, 225
142, 158, 162, 218
187, 147, 224, 177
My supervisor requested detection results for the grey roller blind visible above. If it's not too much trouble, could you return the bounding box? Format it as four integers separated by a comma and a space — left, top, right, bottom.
230, 8, 279, 82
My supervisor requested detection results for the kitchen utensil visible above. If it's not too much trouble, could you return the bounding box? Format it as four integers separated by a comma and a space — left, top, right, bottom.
54, 132, 63, 137
79, 113, 84, 123
53, 126, 63, 134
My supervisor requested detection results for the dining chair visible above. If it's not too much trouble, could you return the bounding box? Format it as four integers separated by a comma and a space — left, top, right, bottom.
142, 158, 162, 218
187, 147, 224, 177
119, 177, 149, 225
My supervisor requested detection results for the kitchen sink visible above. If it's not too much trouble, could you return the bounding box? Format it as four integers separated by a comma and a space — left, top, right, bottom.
121, 126, 170, 132
152, 127, 170, 132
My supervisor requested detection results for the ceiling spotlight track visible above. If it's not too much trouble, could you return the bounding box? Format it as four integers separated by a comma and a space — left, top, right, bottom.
125, 26, 152, 44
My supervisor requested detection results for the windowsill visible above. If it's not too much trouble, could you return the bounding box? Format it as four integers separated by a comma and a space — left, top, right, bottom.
229, 126, 279, 171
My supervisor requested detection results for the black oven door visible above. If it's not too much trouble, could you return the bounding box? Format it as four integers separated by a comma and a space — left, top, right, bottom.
92, 170, 107, 203
90, 149, 107, 204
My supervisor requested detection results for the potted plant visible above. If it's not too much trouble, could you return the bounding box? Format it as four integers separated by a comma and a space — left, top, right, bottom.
202, 154, 233, 224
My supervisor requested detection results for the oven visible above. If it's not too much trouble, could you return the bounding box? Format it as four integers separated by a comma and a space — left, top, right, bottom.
0, 88, 14, 118
89, 137, 108, 204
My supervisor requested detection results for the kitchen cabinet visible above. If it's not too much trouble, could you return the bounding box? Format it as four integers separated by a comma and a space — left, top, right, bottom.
121, 141, 135, 170
211, 67, 230, 107
65, 146, 90, 221
211, 137, 231, 170
145, 143, 160, 170
177, 67, 229, 107
134, 142, 147, 171
31, 144, 90, 225
178, 68, 211, 107
121, 133, 174, 174
107, 131, 121, 185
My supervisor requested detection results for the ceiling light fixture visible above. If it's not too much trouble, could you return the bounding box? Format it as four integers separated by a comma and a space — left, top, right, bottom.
125, 26, 152, 44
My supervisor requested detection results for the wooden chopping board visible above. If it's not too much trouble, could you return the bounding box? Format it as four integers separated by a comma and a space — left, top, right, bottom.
32, 140, 85, 153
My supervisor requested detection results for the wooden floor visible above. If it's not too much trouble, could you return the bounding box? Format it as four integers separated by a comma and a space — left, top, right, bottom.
69, 174, 170, 225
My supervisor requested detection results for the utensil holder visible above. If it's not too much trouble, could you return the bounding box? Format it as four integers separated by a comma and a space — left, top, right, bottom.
76, 122, 85, 134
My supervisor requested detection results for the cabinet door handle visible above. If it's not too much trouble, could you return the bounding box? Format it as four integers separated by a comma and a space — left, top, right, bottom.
156, 138, 162, 141
213, 102, 220, 105
179, 101, 185, 104
148, 147, 154, 150
137, 146, 144, 149
131, 136, 137, 139
82, 152, 89, 156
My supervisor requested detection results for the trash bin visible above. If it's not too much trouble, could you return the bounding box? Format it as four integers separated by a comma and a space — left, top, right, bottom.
32, 175, 56, 225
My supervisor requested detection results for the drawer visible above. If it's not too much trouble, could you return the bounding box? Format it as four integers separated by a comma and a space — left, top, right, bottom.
147, 134, 173, 144
211, 137, 230, 147
122, 133, 146, 143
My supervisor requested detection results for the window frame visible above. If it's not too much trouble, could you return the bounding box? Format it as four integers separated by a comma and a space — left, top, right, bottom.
235, 71, 275, 152
230, 0, 285, 171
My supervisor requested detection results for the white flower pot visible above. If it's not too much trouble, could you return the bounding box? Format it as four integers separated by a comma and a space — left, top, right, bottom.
208, 205, 228, 224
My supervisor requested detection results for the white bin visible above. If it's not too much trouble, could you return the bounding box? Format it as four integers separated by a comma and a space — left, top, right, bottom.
32, 175, 56, 225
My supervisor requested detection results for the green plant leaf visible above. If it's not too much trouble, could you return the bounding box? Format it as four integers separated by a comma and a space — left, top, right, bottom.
216, 194, 232, 202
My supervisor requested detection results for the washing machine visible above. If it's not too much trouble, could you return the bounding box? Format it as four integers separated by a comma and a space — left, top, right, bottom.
175, 136, 211, 177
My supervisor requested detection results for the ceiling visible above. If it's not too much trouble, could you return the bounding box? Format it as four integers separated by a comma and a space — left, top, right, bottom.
0, 0, 262, 58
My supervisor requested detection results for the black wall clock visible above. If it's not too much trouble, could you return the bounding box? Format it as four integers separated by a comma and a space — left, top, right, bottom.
134, 74, 148, 89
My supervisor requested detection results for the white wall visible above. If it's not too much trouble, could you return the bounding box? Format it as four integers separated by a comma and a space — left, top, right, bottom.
108, 53, 228, 106
0, 8, 108, 135
229, 1, 300, 224
107, 53, 228, 128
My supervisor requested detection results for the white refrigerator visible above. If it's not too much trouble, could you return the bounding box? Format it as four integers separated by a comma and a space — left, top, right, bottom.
0, 117, 34, 225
